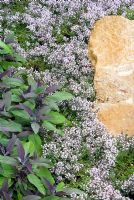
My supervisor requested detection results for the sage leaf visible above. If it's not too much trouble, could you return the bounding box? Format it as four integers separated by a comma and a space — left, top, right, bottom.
27, 174, 46, 195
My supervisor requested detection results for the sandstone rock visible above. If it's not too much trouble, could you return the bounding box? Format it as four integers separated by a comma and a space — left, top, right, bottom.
97, 103, 134, 137
94, 63, 134, 103
88, 16, 134, 68
88, 16, 134, 136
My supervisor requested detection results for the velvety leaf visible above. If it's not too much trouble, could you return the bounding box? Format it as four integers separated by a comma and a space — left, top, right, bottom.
36, 167, 55, 185
0, 155, 17, 166
24, 100, 35, 110
0, 135, 9, 145
17, 191, 23, 200
28, 77, 37, 90
46, 91, 73, 103
56, 182, 65, 192
35, 86, 44, 94
44, 179, 55, 194
62, 188, 86, 195
11, 94, 21, 102
31, 158, 52, 168
3, 91, 12, 111
1, 163, 14, 177
47, 111, 66, 125
31, 122, 40, 134
11, 88, 23, 95
17, 131, 32, 138
23, 85, 31, 94
5, 34, 15, 44
26, 163, 32, 172
23, 141, 35, 156
14, 54, 26, 63
39, 106, 51, 115
0, 68, 12, 79
29, 134, 42, 156
0, 111, 12, 118
42, 121, 57, 131
11, 109, 31, 120
6, 135, 16, 155
0, 118, 22, 132
22, 92, 37, 99
44, 85, 59, 95
45, 101, 59, 112
23, 195, 41, 200
17, 103, 34, 117
1, 61, 22, 69
16, 141, 25, 163
0, 82, 10, 88
2, 77, 24, 87
42, 121, 64, 136
0, 40, 13, 54
27, 174, 46, 195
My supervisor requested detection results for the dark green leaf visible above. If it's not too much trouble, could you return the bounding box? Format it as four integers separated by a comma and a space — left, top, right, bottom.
0, 40, 13, 54
24, 100, 35, 110
29, 134, 42, 156
2, 77, 24, 87
31, 158, 52, 168
14, 54, 26, 63
28, 77, 37, 90
0, 61, 22, 70
42, 121, 64, 136
0, 155, 17, 166
1, 164, 14, 177
36, 167, 55, 185
47, 111, 66, 125
11, 109, 31, 120
0, 118, 22, 132
56, 182, 65, 192
11, 94, 21, 102
6, 134, 16, 154
35, 87, 45, 94
27, 174, 46, 195
46, 101, 59, 112
46, 92, 73, 103
23, 141, 35, 156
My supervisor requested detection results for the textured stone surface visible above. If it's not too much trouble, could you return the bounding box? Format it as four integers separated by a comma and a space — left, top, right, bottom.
88, 16, 134, 136
97, 103, 134, 137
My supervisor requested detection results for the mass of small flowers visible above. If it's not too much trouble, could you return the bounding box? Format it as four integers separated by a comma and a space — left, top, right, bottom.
0, 0, 134, 199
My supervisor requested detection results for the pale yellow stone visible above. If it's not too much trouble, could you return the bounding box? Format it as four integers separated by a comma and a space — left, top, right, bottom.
88, 16, 134, 136
88, 16, 134, 68
97, 103, 134, 137
94, 63, 134, 103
